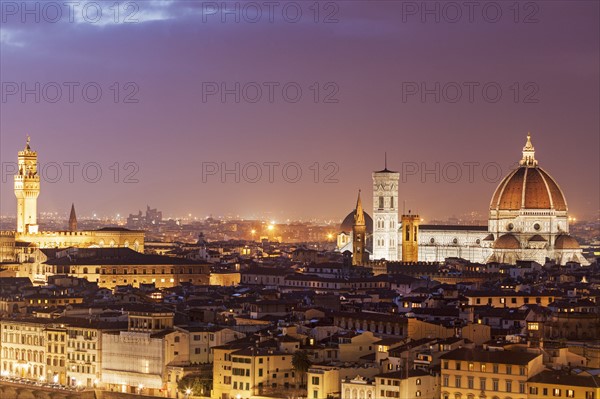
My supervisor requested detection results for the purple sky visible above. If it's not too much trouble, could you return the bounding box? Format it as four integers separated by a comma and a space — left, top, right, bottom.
1, 1, 598, 222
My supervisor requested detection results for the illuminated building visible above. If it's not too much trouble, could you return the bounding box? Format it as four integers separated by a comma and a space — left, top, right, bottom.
0, 138, 145, 266
372, 160, 400, 261
440, 348, 544, 399
101, 311, 188, 396
352, 190, 369, 265
343, 134, 588, 266
487, 134, 588, 265
401, 212, 420, 262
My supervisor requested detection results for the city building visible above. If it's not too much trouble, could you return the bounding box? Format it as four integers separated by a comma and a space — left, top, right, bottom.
439, 347, 544, 399
101, 311, 188, 396
0, 138, 146, 263
340, 134, 588, 266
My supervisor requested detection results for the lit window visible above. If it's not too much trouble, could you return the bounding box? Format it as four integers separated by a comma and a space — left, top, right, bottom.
528, 322, 539, 331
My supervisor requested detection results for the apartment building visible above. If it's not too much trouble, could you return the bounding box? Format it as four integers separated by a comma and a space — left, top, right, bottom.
211, 344, 296, 399
439, 348, 544, 399
375, 369, 439, 399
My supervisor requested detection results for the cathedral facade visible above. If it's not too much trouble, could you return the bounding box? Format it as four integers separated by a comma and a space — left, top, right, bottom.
340, 135, 588, 266
0, 138, 145, 264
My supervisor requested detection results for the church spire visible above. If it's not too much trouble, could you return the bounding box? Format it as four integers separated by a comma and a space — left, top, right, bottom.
68, 203, 78, 231
520, 132, 538, 167
354, 190, 366, 226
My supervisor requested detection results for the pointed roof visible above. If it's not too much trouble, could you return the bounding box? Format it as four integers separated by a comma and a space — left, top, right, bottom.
354, 190, 366, 226
69, 203, 77, 225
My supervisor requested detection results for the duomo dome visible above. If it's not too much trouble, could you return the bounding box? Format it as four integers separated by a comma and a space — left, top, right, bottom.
487, 134, 588, 265
490, 165, 567, 212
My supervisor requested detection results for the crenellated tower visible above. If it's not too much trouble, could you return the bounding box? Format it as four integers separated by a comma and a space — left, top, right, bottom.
14, 136, 40, 234
401, 211, 420, 262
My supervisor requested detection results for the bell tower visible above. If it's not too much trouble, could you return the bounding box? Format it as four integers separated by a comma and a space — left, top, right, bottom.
68, 203, 78, 232
372, 154, 399, 260
352, 190, 368, 266
401, 212, 420, 262
14, 136, 40, 234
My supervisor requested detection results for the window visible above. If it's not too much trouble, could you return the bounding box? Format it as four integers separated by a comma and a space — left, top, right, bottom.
443, 361, 449, 369
493, 364, 499, 373
312, 377, 319, 385
481, 364, 486, 372
455, 376, 461, 388
456, 362, 461, 370
520, 382, 526, 394
479, 378, 486, 391
415, 391, 421, 397
492, 379, 499, 391
585, 392, 595, 399
506, 380, 512, 393
443, 376, 449, 387
554, 389, 562, 397
520, 366, 526, 375
468, 363, 474, 371
258, 369, 263, 377
313, 391, 318, 399
530, 387, 539, 395
506, 365, 512, 374
416, 378, 421, 385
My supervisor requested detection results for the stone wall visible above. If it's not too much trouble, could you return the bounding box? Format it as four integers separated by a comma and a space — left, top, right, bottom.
0, 383, 173, 399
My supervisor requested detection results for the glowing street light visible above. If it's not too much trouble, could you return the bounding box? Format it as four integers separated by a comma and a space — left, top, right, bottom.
185, 387, 192, 398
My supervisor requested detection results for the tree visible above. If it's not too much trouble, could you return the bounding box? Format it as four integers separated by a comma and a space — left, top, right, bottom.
177, 373, 213, 397
291, 350, 312, 388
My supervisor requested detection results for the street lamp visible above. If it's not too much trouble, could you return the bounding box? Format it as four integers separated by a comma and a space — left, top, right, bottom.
185, 387, 192, 398
138, 383, 144, 394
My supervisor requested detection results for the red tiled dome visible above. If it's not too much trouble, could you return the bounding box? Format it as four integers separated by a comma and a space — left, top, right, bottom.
490, 167, 567, 211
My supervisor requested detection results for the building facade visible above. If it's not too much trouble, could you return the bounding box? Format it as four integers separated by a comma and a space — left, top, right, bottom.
0, 138, 146, 265
339, 134, 588, 266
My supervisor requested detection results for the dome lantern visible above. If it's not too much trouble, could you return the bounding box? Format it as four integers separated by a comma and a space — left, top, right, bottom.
520, 133, 538, 167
